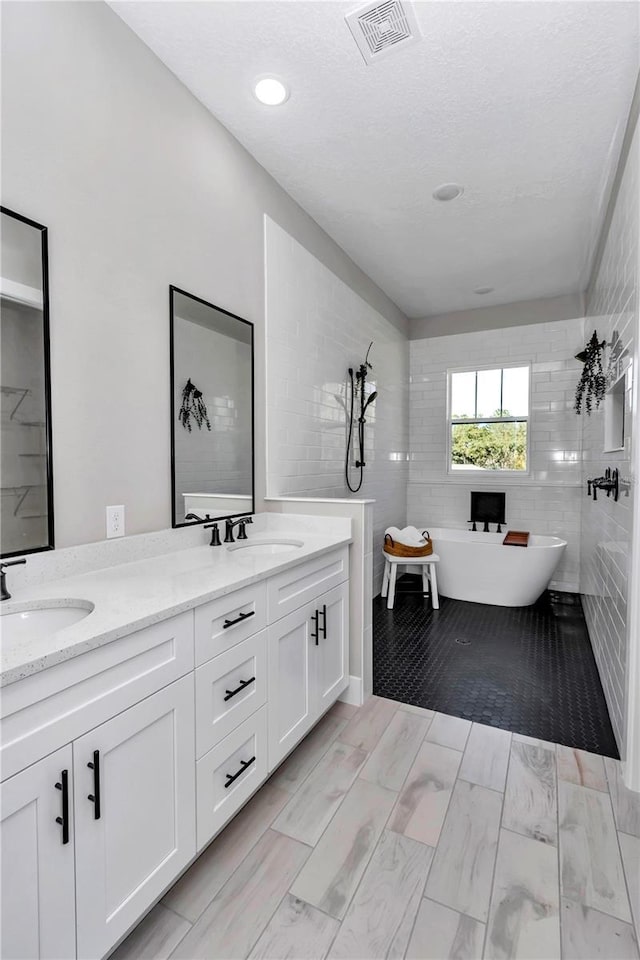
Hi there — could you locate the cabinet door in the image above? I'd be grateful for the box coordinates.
[1,745,76,960]
[74,675,195,960]
[315,582,350,712]
[267,603,315,771]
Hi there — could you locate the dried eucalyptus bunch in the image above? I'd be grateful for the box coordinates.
[575,331,606,415]
[179,378,211,432]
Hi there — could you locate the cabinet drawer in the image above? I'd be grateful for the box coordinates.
[195,631,267,758]
[194,582,267,666]
[196,705,268,851]
[1,611,194,782]
[267,546,349,622]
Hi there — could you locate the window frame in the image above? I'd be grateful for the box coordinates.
[446,361,532,477]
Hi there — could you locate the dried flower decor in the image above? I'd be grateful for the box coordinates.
[179,378,211,432]
[574,331,607,415]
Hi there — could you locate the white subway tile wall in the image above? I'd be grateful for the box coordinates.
[580,122,639,754]
[265,218,409,594]
[408,318,586,591]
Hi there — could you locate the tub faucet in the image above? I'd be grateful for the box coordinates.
[1,558,26,601]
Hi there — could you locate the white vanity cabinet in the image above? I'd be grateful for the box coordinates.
[267,581,349,768]
[0,612,196,960]
[1,745,76,960]
[194,546,350,848]
[266,552,349,770]
[0,542,350,960]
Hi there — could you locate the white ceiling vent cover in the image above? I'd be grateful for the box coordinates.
[345,0,422,64]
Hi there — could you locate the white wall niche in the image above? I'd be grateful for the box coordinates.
[603,362,632,453]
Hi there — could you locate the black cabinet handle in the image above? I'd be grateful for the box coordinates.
[224,676,256,702]
[223,610,255,630]
[319,604,327,640]
[311,610,319,645]
[87,750,101,820]
[224,756,256,788]
[55,769,70,844]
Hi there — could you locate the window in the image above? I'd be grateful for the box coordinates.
[448,365,530,472]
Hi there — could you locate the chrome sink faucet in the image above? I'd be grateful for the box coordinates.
[224,516,253,544]
[1,558,26,601]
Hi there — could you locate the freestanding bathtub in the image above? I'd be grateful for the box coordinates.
[423,527,566,607]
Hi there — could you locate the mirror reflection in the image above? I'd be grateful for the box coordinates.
[170,287,254,526]
[0,207,53,557]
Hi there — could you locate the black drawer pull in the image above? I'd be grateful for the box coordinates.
[87,750,101,820]
[55,769,70,844]
[311,609,319,646]
[224,676,256,702]
[224,756,256,788]
[223,610,255,630]
[319,604,327,640]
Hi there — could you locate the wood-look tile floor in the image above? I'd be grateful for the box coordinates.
[112,699,640,960]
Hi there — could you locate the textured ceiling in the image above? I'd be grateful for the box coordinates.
[110,1,639,318]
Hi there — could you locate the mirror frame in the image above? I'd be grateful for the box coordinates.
[0,206,55,558]
[169,285,255,529]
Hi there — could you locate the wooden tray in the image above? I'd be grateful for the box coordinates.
[503,530,530,547]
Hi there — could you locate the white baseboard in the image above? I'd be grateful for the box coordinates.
[339,675,363,707]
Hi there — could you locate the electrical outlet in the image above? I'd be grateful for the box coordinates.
[106,505,125,539]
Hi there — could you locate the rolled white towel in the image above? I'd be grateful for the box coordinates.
[385,525,428,547]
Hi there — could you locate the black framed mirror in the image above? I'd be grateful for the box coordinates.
[0,207,54,557]
[170,286,254,527]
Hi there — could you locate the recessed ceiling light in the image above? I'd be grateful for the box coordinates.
[432,182,464,202]
[474,286,494,295]
[253,77,289,106]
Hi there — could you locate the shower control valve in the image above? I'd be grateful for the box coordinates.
[587,468,619,502]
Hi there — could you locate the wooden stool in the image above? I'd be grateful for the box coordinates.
[381,552,440,610]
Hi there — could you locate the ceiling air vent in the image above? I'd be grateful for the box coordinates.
[345,0,422,64]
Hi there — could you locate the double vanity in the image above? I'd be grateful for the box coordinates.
[0,204,354,960]
[0,517,351,960]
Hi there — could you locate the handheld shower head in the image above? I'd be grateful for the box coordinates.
[360,390,377,421]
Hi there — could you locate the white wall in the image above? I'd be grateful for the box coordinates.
[265,218,409,594]
[1,1,407,549]
[410,293,584,340]
[580,120,639,756]
[409,318,585,591]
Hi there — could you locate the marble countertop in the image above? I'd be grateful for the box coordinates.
[0,529,351,687]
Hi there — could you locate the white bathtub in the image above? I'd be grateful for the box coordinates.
[423,527,566,607]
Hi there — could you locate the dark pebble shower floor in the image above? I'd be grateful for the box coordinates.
[373,576,619,758]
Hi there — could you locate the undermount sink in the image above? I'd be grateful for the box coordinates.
[228,538,304,557]
[1,599,95,645]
